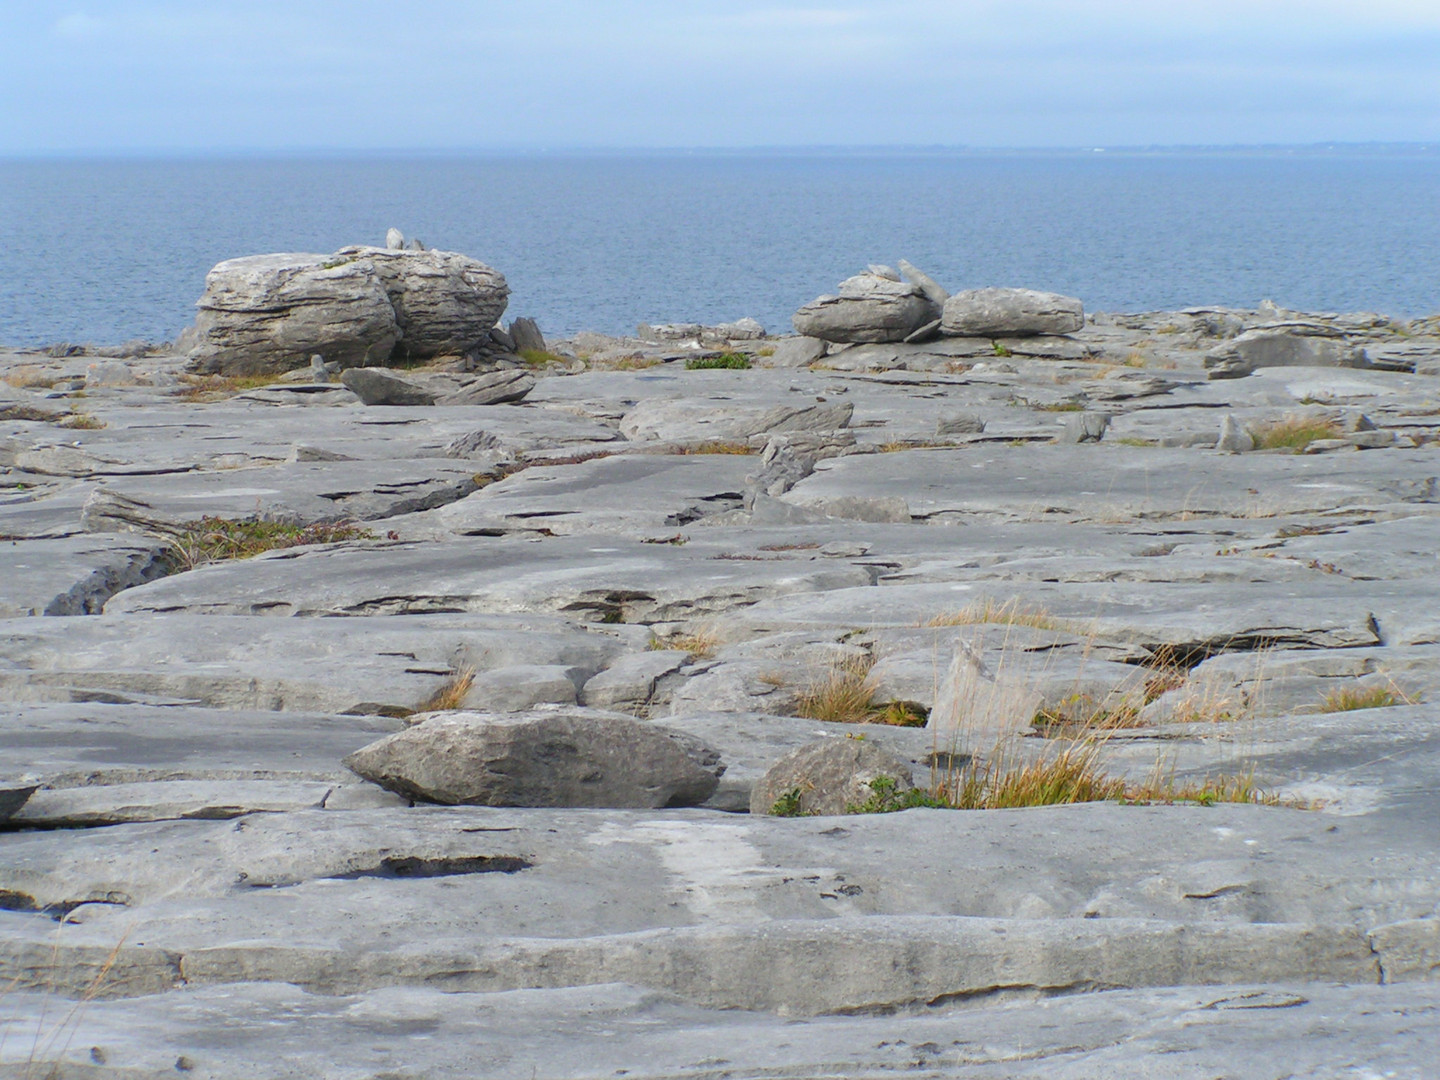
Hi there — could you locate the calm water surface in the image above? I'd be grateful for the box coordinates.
[1,152,1437,345]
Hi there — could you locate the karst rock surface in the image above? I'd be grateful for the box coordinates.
[4,284,1440,1076]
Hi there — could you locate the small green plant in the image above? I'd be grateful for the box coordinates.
[1036,401,1085,412]
[168,516,376,569]
[847,775,949,814]
[685,353,751,370]
[769,787,815,817]
[1116,437,1158,447]
[1251,416,1344,451]
[991,341,1013,358]
[519,348,566,367]
[1318,683,1418,712]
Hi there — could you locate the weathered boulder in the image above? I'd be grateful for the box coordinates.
[187,246,509,376]
[333,246,509,362]
[750,738,917,816]
[793,272,939,344]
[1204,326,1370,379]
[509,317,546,354]
[941,288,1085,337]
[1060,412,1110,444]
[188,253,401,376]
[435,369,535,406]
[343,710,724,808]
[1216,414,1255,453]
[760,336,827,368]
[340,368,437,407]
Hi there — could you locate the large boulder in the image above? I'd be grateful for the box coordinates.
[187,247,509,376]
[750,738,917,816]
[333,246,509,362]
[941,288,1084,337]
[343,710,724,808]
[793,271,938,344]
[1204,326,1370,380]
[188,253,401,376]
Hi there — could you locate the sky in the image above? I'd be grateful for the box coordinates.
[2,1,1438,153]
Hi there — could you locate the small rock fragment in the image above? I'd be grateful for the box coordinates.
[340,368,437,407]
[1216,415,1255,453]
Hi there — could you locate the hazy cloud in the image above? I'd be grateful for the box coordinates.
[4,1,1438,152]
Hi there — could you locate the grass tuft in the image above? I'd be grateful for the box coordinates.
[926,598,1073,633]
[1251,415,1344,451]
[793,657,927,726]
[419,666,476,712]
[685,353,751,370]
[656,627,718,660]
[676,440,753,455]
[795,656,878,724]
[519,348,567,367]
[1319,683,1418,712]
[54,413,105,430]
[168,516,376,570]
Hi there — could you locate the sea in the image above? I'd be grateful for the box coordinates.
[1,149,1438,347]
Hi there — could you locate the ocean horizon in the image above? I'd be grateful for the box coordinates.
[3,147,1438,347]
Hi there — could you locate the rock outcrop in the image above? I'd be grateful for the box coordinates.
[750,738,917,816]
[941,288,1085,337]
[344,711,724,808]
[793,270,939,343]
[187,245,509,376]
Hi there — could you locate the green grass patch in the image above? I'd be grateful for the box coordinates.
[170,517,376,570]
[685,353,751,370]
[1319,683,1418,712]
[1251,416,1344,451]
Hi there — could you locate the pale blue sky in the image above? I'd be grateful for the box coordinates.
[3,1,1438,153]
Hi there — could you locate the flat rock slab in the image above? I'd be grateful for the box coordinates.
[2,980,1437,1079]
[80,458,483,526]
[1,803,1432,1009]
[398,452,760,536]
[0,613,638,713]
[782,443,1440,523]
[106,533,875,623]
[0,701,405,787]
[0,534,169,615]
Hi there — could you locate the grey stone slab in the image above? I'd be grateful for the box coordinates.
[2,801,1432,1010]
[80,458,483,526]
[394,453,763,536]
[104,534,876,622]
[3,980,1438,1080]
[0,534,169,616]
[782,443,1440,524]
[0,613,637,713]
[0,701,406,787]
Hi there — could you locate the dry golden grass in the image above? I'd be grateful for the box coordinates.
[793,656,927,727]
[675,441,753,455]
[419,666,476,712]
[2,365,59,389]
[933,741,1283,810]
[795,655,877,724]
[927,598,1074,633]
[656,626,719,660]
[1319,682,1419,712]
[1251,415,1344,451]
[1031,693,1144,735]
[174,373,279,400]
[54,413,105,430]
